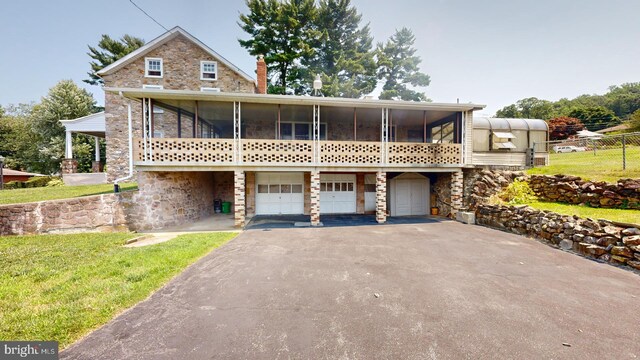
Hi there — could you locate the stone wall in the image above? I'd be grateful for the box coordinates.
[529,175,640,209]
[0,193,131,236]
[102,33,256,181]
[464,169,523,210]
[476,204,640,271]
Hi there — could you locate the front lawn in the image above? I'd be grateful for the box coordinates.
[0,183,137,205]
[0,232,236,349]
[526,200,640,225]
[527,147,640,182]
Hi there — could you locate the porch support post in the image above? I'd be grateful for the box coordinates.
[310,170,321,226]
[233,101,242,164]
[376,171,387,223]
[380,108,389,165]
[65,130,73,159]
[92,136,103,173]
[451,171,464,216]
[234,170,246,228]
[312,104,320,164]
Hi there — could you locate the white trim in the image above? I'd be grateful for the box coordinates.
[144,57,163,78]
[200,60,218,81]
[143,84,164,89]
[97,26,255,83]
[200,87,221,92]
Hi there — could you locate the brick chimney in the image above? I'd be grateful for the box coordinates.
[256,55,267,94]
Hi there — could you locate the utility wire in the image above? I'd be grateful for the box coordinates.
[129,0,169,31]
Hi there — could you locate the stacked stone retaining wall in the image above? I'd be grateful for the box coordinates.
[529,175,640,209]
[476,204,640,271]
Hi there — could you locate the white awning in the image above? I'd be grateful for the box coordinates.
[492,131,516,139]
[495,142,516,149]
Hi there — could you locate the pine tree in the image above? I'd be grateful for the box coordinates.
[377,28,431,101]
[85,34,145,86]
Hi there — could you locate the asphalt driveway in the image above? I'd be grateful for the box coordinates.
[62,221,640,359]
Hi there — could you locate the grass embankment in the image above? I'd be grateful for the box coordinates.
[527,147,640,182]
[526,200,640,225]
[0,183,137,205]
[0,232,236,348]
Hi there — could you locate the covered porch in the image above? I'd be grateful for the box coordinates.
[60,112,107,185]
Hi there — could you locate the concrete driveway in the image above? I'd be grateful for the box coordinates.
[62,221,640,359]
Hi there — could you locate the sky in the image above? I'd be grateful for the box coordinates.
[1,0,639,115]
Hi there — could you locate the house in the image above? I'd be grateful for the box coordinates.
[1,169,45,183]
[78,26,544,230]
[472,117,549,167]
[596,123,630,134]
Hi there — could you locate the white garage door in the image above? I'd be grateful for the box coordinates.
[320,174,356,214]
[392,178,429,216]
[256,173,304,215]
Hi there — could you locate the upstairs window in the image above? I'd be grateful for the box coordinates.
[201,61,217,80]
[145,58,163,78]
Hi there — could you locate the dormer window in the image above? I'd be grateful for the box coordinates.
[145,58,163,78]
[201,61,217,80]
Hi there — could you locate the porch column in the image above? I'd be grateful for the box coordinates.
[61,130,78,174]
[92,136,103,173]
[451,171,464,216]
[310,170,321,226]
[234,170,246,228]
[376,171,387,223]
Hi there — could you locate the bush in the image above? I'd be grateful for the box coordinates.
[4,181,23,190]
[496,179,537,205]
[46,178,64,187]
[24,176,53,188]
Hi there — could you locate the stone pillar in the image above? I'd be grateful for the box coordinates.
[451,171,464,217]
[310,170,320,226]
[91,161,104,173]
[234,170,246,228]
[356,173,365,214]
[245,172,256,217]
[61,159,78,174]
[376,171,387,223]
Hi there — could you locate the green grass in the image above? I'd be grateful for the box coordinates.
[527,200,640,225]
[0,183,137,205]
[527,147,640,182]
[0,231,236,348]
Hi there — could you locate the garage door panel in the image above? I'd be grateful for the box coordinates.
[255,172,304,215]
[320,174,356,214]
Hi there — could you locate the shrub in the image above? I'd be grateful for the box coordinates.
[46,178,64,187]
[497,179,537,205]
[24,176,52,188]
[4,181,23,190]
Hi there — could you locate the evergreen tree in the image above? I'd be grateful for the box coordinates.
[377,28,430,101]
[306,0,376,98]
[238,0,319,94]
[85,34,145,86]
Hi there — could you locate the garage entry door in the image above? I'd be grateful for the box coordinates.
[390,175,429,216]
[320,174,356,214]
[256,173,304,215]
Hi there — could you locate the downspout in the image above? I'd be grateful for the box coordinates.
[114,92,134,193]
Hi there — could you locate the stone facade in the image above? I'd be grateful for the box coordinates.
[310,171,320,226]
[476,204,640,271]
[245,172,256,217]
[234,171,246,228]
[102,33,256,181]
[376,171,387,223]
[529,175,640,209]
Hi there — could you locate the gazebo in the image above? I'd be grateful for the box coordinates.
[59,111,107,184]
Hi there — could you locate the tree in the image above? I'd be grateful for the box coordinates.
[85,34,145,85]
[377,28,430,101]
[495,97,555,120]
[30,80,98,174]
[238,0,319,94]
[629,109,640,132]
[305,0,376,98]
[0,104,40,171]
[567,105,619,131]
[547,117,584,140]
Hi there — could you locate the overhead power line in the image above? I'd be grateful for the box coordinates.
[129,0,169,32]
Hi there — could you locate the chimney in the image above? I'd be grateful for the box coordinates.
[256,55,267,94]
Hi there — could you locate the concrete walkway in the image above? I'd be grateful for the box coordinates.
[127,214,239,247]
[63,222,640,359]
